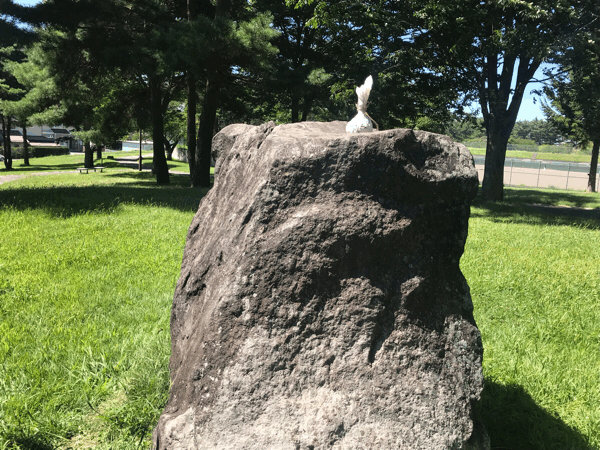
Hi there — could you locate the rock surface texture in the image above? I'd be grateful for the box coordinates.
[153,121,489,450]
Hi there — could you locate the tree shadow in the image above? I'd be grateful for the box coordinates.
[0,176,209,216]
[2,435,55,450]
[472,188,600,229]
[501,188,599,209]
[103,169,191,185]
[0,159,124,173]
[478,380,593,450]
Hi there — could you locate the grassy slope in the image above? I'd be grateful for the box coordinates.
[1,164,599,449]
[469,148,594,163]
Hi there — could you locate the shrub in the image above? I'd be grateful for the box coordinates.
[508,137,536,146]
[537,144,574,154]
[463,140,486,148]
[6,146,71,158]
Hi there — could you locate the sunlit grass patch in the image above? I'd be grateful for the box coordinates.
[462,192,600,449]
[1,170,599,449]
[0,174,201,449]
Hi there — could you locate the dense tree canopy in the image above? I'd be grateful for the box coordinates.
[2,0,598,196]
[541,2,600,191]
[404,0,590,200]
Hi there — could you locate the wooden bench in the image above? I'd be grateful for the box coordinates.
[78,166,105,174]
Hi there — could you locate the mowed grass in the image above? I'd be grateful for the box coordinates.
[0,151,191,174]
[469,147,594,163]
[1,162,599,449]
[462,188,600,449]
[0,170,205,449]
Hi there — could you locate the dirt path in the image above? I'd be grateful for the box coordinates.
[0,171,77,185]
[0,174,25,185]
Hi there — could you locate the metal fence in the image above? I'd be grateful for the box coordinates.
[466,141,540,151]
[473,155,599,192]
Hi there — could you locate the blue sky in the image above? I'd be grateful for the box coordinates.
[12,0,546,121]
[518,95,543,121]
[515,64,548,121]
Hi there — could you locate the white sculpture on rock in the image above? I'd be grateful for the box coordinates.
[346,75,378,133]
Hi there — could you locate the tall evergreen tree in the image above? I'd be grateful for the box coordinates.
[189,0,277,187]
[0,0,33,170]
[20,0,187,182]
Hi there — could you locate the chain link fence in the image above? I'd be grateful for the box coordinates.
[473,155,599,192]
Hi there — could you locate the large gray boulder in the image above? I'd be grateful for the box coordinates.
[153,121,488,450]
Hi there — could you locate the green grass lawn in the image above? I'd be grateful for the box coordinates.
[463,190,600,449]
[0,152,193,175]
[0,171,206,449]
[1,163,599,449]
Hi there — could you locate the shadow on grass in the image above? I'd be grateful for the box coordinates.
[479,380,593,450]
[472,188,600,229]
[2,436,55,450]
[0,173,208,216]
[103,169,192,184]
[0,159,125,173]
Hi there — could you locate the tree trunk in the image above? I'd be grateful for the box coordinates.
[96,145,102,159]
[84,141,94,168]
[480,119,512,201]
[479,53,538,202]
[1,116,12,170]
[186,0,198,183]
[138,130,143,171]
[301,97,313,122]
[22,125,30,166]
[3,116,13,170]
[150,76,170,184]
[587,139,599,193]
[193,76,219,188]
[165,137,177,161]
[291,94,300,123]
[187,74,197,180]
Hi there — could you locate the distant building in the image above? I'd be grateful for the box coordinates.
[9,124,82,151]
[27,135,62,147]
[42,128,72,141]
[1,129,65,149]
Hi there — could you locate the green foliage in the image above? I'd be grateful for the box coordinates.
[8,146,70,158]
[1,43,57,128]
[541,3,600,146]
[446,118,486,143]
[511,118,565,146]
